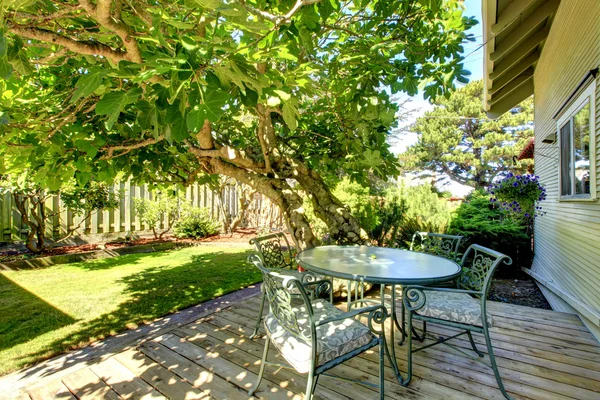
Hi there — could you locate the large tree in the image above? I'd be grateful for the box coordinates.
[401,80,534,189]
[0,0,475,248]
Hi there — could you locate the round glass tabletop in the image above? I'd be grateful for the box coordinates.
[297,245,462,285]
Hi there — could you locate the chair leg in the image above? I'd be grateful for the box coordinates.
[483,325,512,400]
[467,331,484,357]
[248,336,270,396]
[379,336,385,399]
[305,369,316,400]
[403,311,414,386]
[250,292,266,340]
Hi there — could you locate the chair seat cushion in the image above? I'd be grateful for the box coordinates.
[415,291,493,327]
[264,300,375,373]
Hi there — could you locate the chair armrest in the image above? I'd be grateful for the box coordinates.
[402,285,484,312]
[316,305,389,335]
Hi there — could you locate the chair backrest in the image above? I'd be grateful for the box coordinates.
[248,254,313,341]
[458,244,512,296]
[249,232,294,270]
[410,232,464,261]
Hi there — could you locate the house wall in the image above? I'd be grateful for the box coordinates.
[532,0,600,336]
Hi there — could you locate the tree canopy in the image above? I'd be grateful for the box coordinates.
[400,80,534,189]
[0,0,476,247]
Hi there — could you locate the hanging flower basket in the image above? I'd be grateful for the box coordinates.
[487,173,547,219]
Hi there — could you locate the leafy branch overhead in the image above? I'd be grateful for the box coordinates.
[0,0,476,247]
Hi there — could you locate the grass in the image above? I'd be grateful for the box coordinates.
[0,245,260,376]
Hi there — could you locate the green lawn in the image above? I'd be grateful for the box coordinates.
[0,245,259,376]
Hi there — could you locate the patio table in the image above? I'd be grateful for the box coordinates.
[296,245,461,386]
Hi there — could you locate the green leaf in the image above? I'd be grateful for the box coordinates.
[273,90,291,101]
[203,89,229,122]
[0,58,13,80]
[71,69,106,103]
[96,89,142,129]
[171,119,189,142]
[0,30,7,58]
[282,103,298,131]
[186,106,207,132]
[267,96,281,107]
[180,36,198,51]
[9,51,33,76]
[186,0,221,9]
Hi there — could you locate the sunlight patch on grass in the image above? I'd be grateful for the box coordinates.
[0,246,260,375]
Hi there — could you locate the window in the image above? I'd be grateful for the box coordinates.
[557,80,596,200]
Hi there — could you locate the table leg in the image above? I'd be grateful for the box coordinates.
[381,284,407,385]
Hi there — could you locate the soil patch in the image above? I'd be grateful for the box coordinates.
[490,276,551,309]
[0,228,258,262]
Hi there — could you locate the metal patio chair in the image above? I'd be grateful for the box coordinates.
[249,232,325,339]
[403,244,513,399]
[410,232,464,262]
[247,255,387,400]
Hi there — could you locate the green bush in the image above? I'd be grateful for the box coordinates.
[174,206,220,239]
[133,194,180,239]
[369,188,406,246]
[448,190,530,276]
[394,183,456,248]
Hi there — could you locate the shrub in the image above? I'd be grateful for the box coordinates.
[448,190,530,276]
[174,206,220,239]
[369,189,407,246]
[394,183,456,248]
[133,194,180,239]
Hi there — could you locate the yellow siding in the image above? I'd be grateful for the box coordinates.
[532,0,600,323]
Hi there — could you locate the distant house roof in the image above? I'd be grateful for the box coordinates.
[518,137,535,160]
[482,0,561,118]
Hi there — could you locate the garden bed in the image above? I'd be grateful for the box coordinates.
[490,276,551,310]
[0,228,258,263]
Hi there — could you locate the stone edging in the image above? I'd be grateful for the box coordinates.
[0,284,262,400]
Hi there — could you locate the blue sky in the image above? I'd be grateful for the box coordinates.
[390,0,484,196]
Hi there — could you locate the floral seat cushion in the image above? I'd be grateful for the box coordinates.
[415,290,493,327]
[264,300,375,373]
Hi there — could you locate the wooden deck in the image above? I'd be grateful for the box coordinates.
[11,293,600,400]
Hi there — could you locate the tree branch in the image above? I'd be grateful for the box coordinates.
[8,25,128,63]
[100,136,165,159]
[79,0,143,63]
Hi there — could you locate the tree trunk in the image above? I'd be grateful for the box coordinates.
[289,163,367,244]
[13,192,46,254]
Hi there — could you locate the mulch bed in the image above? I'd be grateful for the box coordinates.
[490,276,551,310]
[0,228,258,263]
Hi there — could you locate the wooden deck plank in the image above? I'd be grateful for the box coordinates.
[28,379,76,400]
[176,323,444,400]
[154,333,302,400]
[61,368,121,400]
[190,314,481,400]
[115,349,210,400]
[90,357,165,400]
[137,341,251,400]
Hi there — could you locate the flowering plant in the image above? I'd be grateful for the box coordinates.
[487,173,547,218]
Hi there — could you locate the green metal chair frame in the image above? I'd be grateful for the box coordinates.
[248,255,388,400]
[402,244,513,399]
[249,232,309,339]
[409,232,464,262]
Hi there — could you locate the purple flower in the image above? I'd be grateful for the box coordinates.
[507,172,514,178]
[513,182,519,187]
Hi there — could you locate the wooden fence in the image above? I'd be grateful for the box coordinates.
[0,181,283,243]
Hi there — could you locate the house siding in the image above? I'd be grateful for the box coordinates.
[532,0,600,333]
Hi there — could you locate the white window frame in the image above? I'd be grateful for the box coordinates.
[556,79,597,201]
